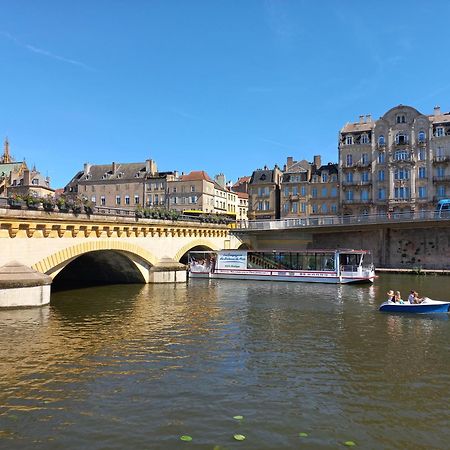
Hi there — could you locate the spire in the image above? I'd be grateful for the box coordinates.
[2,137,12,163]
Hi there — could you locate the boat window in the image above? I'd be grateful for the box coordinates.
[339,253,362,271]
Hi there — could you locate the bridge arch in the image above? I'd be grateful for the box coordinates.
[174,239,221,264]
[32,240,159,284]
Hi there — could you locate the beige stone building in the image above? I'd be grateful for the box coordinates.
[280,155,338,219]
[339,105,450,216]
[65,159,177,209]
[247,165,283,220]
[236,191,249,221]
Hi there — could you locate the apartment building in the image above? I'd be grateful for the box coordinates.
[280,155,338,218]
[339,105,450,216]
[65,159,177,209]
[247,165,283,220]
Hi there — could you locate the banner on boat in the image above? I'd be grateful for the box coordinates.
[217,251,248,270]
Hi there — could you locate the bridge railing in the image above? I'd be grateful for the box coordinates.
[236,210,449,230]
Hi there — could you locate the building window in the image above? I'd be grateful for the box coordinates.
[301,203,306,213]
[394,187,409,199]
[378,170,385,182]
[418,148,426,161]
[322,203,328,213]
[173,197,178,204]
[346,172,353,183]
[378,152,385,164]
[154,194,159,204]
[362,153,369,165]
[125,195,130,205]
[190,185,195,192]
[361,134,369,144]
[301,186,307,196]
[436,166,445,177]
[134,195,139,204]
[418,167,426,179]
[31,178,39,185]
[283,203,289,213]
[418,186,427,198]
[361,171,369,182]
[435,127,444,137]
[346,154,353,167]
[331,187,337,197]
[331,204,337,213]
[378,135,385,145]
[395,150,409,160]
[394,168,410,180]
[437,186,446,197]
[264,200,270,210]
[346,190,354,201]
[418,131,426,142]
[321,187,327,197]
[395,132,408,145]
[396,114,406,124]
[312,188,317,198]
[101,196,106,206]
[91,196,96,203]
[312,204,318,213]
[292,186,298,196]
[322,173,328,182]
[284,186,289,197]
[378,188,386,200]
[291,203,298,213]
[116,196,121,205]
[173,187,177,193]
[190,196,197,204]
[361,189,369,201]
[345,135,353,145]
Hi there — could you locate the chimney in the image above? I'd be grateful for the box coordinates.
[366,114,372,122]
[434,105,441,116]
[359,115,365,124]
[215,173,226,188]
[313,155,321,168]
[23,169,31,186]
[286,156,294,169]
[145,159,158,174]
[112,162,117,173]
[83,162,91,175]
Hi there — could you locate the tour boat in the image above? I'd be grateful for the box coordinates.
[379,299,450,313]
[188,249,375,284]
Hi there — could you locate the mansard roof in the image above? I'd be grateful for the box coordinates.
[250,169,275,184]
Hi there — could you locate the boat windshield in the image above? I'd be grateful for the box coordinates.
[339,252,372,272]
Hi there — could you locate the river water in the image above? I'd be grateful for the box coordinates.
[0,274,449,449]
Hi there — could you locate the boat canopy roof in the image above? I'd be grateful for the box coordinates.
[188,249,371,254]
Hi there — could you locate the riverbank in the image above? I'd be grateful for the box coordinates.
[376,267,450,276]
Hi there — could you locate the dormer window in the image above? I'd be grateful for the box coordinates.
[345,135,353,145]
[396,114,406,124]
[435,127,444,137]
[361,133,369,144]
[134,172,140,178]
[418,131,426,142]
[260,174,266,181]
[378,135,385,145]
[117,172,123,179]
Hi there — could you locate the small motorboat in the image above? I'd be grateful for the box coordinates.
[379,298,450,314]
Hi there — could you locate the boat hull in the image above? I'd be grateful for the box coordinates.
[379,300,450,313]
[189,270,374,284]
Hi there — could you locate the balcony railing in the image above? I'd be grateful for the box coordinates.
[234,210,449,231]
[433,175,450,182]
[433,156,449,163]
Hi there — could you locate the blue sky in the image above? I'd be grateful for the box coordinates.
[1,1,450,188]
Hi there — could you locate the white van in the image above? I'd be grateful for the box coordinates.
[435,199,450,218]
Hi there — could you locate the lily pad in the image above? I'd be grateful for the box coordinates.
[180,435,193,442]
[299,432,309,437]
[233,415,244,420]
[343,441,356,447]
[233,434,246,441]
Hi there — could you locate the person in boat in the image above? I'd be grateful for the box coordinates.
[408,290,416,304]
[395,291,404,304]
[413,291,424,304]
[387,290,395,302]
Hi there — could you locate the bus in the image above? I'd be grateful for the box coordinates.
[435,199,450,218]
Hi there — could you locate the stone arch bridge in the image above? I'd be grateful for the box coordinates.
[0,208,242,285]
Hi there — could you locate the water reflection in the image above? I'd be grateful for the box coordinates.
[0,275,449,449]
